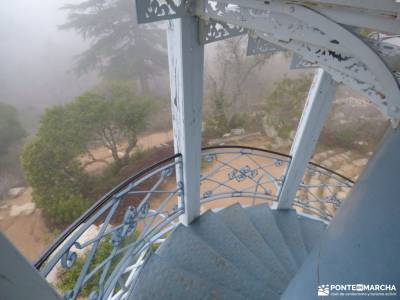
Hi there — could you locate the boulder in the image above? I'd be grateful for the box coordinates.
[7,187,25,198]
[9,202,36,217]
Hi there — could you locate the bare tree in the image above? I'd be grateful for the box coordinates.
[206,36,271,118]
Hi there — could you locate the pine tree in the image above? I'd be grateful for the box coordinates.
[60,0,167,92]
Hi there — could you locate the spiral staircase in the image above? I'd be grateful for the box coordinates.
[132,204,325,300]
[1,1,400,299]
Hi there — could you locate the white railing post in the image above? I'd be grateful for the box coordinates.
[167,15,204,225]
[277,69,337,209]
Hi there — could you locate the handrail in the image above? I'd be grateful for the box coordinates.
[34,146,354,299]
[200,146,354,221]
[34,153,181,270]
[202,145,354,184]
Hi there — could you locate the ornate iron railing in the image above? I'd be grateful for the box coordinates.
[200,146,354,221]
[35,154,183,300]
[35,146,353,299]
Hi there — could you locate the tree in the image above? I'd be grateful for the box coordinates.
[70,81,152,167]
[0,102,25,156]
[21,82,153,226]
[60,0,167,92]
[204,36,271,137]
[264,75,312,139]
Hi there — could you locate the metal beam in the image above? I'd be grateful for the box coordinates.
[278,69,337,210]
[199,19,247,44]
[194,0,400,121]
[167,15,204,225]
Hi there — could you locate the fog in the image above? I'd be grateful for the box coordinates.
[0,0,97,129]
[0,1,299,132]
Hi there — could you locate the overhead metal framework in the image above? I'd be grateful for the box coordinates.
[134,0,400,216]
[136,0,400,121]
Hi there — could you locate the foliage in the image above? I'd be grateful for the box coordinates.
[204,110,265,139]
[21,82,153,226]
[60,0,167,90]
[0,102,25,156]
[56,230,160,297]
[70,81,153,167]
[264,75,312,139]
[206,36,270,118]
[321,117,387,152]
[56,236,119,296]
[21,106,90,226]
[203,97,230,138]
[204,37,272,138]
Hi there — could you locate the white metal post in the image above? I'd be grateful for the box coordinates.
[277,69,337,209]
[167,15,204,225]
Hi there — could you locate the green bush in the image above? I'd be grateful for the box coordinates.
[21,82,153,227]
[57,232,144,297]
[264,75,312,139]
[57,237,116,296]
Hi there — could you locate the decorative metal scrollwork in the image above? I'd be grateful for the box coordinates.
[36,155,184,300]
[290,53,317,70]
[135,0,185,24]
[200,147,353,221]
[61,248,77,269]
[247,34,286,56]
[228,166,258,182]
[199,19,247,44]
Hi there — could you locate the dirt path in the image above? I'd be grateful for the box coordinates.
[0,188,53,262]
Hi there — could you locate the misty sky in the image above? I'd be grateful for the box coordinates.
[0,0,97,127]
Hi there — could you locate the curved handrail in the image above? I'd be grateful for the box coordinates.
[202,145,354,184]
[35,146,354,268]
[200,146,354,221]
[34,153,181,270]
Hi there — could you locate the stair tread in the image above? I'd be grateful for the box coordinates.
[245,204,298,275]
[298,216,327,252]
[217,203,289,288]
[158,223,277,300]
[132,254,246,300]
[190,210,279,292]
[271,209,308,267]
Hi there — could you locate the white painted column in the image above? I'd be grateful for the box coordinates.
[277,69,337,209]
[167,15,204,225]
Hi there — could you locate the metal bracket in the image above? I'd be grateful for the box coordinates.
[199,19,247,44]
[290,54,317,70]
[134,0,186,24]
[247,34,286,56]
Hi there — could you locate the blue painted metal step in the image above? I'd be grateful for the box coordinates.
[132,203,326,299]
[245,204,298,275]
[298,216,327,252]
[157,223,275,300]
[132,254,246,300]
[217,204,290,288]
[189,210,279,293]
[271,209,308,266]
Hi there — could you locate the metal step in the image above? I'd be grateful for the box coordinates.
[190,210,279,294]
[217,204,290,289]
[245,204,298,275]
[131,254,246,300]
[271,209,308,267]
[157,224,274,300]
[298,216,327,253]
